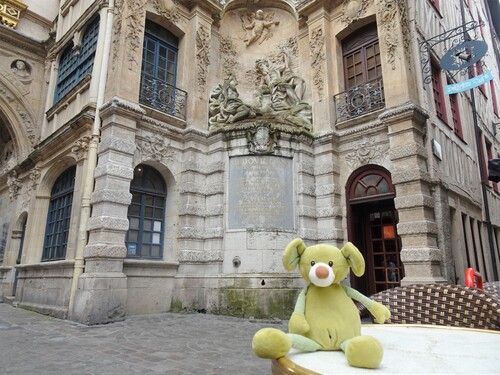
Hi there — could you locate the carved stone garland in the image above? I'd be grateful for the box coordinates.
[309,28,326,100]
[340,0,369,26]
[345,137,385,169]
[220,37,240,80]
[196,25,210,94]
[376,0,399,70]
[153,0,180,23]
[135,133,176,165]
[112,0,146,71]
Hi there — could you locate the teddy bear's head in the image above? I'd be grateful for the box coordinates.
[282,238,365,287]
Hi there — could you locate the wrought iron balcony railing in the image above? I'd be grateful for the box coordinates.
[333,77,385,123]
[139,76,187,121]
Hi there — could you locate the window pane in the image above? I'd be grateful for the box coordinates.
[126,165,167,259]
[54,17,99,103]
[43,166,76,260]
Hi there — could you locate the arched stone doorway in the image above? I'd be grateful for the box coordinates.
[346,165,404,296]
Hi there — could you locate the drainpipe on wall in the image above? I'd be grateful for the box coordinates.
[68,0,115,317]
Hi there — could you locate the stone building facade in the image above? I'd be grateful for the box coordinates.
[0,0,499,324]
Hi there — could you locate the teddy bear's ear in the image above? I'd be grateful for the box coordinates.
[341,242,365,277]
[282,238,307,271]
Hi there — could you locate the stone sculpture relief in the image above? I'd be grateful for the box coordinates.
[11,59,30,79]
[209,74,256,125]
[240,9,279,46]
[340,0,369,26]
[112,0,146,71]
[345,137,385,169]
[309,28,326,100]
[71,135,92,160]
[7,170,21,201]
[196,26,210,93]
[247,125,278,154]
[136,134,176,165]
[376,0,410,70]
[255,52,305,111]
[153,0,180,22]
[209,51,312,131]
[220,37,241,79]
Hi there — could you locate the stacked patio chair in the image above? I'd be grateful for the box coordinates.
[361,283,500,331]
[483,281,500,301]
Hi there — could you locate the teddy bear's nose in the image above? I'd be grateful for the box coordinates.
[315,265,330,279]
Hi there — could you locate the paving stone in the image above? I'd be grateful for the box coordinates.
[0,304,285,375]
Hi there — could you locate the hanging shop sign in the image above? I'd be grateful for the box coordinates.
[444,70,493,94]
[440,40,488,71]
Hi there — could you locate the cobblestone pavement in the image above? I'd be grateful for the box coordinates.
[0,303,286,375]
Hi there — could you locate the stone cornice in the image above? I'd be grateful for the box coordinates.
[0,22,47,56]
[379,101,429,125]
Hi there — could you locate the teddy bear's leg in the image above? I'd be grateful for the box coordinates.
[252,328,292,359]
[289,333,322,352]
[340,335,384,369]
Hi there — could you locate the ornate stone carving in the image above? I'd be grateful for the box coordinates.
[209,74,256,126]
[376,0,399,70]
[136,133,176,165]
[246,125,278,154]
[210,38,311,131]
[340,0,369,26]
[112,0,145,71]
[11,59,31,79]
[178,227,224,239]
[309,28,325,100]
[7,170,20,201]
[240,9,279,46]
[71,135,92,160]
[19,167,40,211]
[345,137,384,168]
[178,250,224,263]
[15,103,36,145]
[196,25,210,93]
[153,0,180,23]
[219,37,241,79]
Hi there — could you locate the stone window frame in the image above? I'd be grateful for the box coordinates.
[42,166,76,261]
[125,164,167,260]
[53,16,100,104]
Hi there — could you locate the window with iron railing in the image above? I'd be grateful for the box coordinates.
[334,78,385,123]
[335,24,384,123]
[139,21,187,120]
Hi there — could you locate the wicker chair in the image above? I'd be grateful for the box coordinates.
[361,284,500,331]
[484,281,500,300]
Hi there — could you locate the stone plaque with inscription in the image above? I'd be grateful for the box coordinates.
[229,155,294,230]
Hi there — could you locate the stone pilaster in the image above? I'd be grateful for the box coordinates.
[381,102,446,284]
[71,98,144,324]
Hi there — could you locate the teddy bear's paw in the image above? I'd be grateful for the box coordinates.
[288,312,310,334]
[343,335,384,369]
[370,302,391,324]
[252,328,291,359]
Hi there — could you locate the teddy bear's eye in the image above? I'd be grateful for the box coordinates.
[328,261,333,267]
[311,261,315,266]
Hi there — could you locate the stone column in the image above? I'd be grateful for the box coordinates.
[375,0,418,107]
[381,103,446,284]
[71,98,144,324]
[183,5,213,129]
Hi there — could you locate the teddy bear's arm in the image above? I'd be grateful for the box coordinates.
[342,285,391,324]
[288,287,310,334]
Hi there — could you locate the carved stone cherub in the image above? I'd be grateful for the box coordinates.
[241,10,279,46]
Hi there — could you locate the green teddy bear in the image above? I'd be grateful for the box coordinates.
[252,238,391,369]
